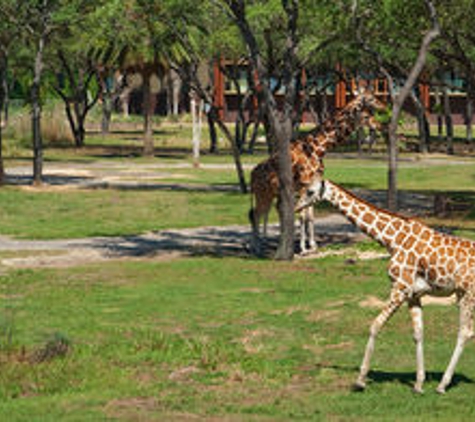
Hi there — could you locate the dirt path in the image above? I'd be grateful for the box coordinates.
[0,214,368,268]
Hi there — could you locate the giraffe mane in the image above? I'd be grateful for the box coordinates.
[330,181,412,223]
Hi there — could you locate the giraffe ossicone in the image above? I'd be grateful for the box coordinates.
[300,176,475,393]
[249,90,387,256]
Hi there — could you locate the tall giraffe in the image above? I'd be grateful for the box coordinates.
[249,90,386,255]
[298,177,475,394]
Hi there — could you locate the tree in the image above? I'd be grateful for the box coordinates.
[162,0,249,193]
[53,50,101,148]
[213,0,346,260]
[353,0,440,210]
[0,0,51,184]
[0,17,15,185]
[209,1,299,259]
[0,0,94,184]
[434,0,475,143]
[90,0,182,156]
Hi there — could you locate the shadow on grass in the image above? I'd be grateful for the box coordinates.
[4,173,240,193]
[314,363,474,392]
[367,369,474,391]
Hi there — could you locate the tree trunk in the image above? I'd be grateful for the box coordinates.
[272,116,295,261]
[142,70,155,156]
[120,87,132,117]
[387,2,439,210]
[2,55,8,129]
[235,116,244,153]
[101,76,113,136]
[410,90,430,153]
[443,86,454,155]
[434,87,443,142]
[32,36,45,186]
[387,119,398,211]
[357,123,365,157]
[261,112,275,154]
[247,113,261,154]
[214,113,247,194]
[466,94,473,142]
[101,94,112,136]
[0,53,5,185]
[207,111,218,153]
[76,113,86,148]
[322,91,329,123]
[73,70,86,148]
[170,68,181,115]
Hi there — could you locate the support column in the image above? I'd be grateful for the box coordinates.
[335,63,347,109]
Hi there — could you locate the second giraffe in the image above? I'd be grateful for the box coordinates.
[298,176,475,394]
[249,90,386,255]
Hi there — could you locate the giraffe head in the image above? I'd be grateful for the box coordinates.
[347,88,388,132]
[295,172,327,212]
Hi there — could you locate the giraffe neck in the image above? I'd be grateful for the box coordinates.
[323,181,412,251]
[302,118,356,165]
[316,102,364,151]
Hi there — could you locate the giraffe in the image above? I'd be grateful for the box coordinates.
[249,90,386,255]
[297,177,475,394]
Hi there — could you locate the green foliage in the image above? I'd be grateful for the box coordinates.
[374,107,392,125]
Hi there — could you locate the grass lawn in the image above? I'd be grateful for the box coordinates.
[1,254,475,420]
[2,121,475,419]
[0,186,249,239]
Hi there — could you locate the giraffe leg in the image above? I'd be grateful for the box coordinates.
[436,290,475,394]
[408,298,425,393]
[248,207,262,255]
[307,206,316,251]
[354,284,407,390]
[299,210,307,253]
[299,207,316,255]
[262,210,269,238]
[249,194,272,256]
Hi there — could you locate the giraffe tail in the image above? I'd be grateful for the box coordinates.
[249,188,256,227]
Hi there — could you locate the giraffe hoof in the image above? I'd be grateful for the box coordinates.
[413,386,424,395]
[436,385,446,395]
[352,381,366,392]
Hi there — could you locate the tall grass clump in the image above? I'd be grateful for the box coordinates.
[4,101,74,153]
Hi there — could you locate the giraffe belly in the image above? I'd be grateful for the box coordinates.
[423,276,456,297]
[412,273,456,298]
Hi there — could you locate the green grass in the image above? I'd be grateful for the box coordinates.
[0,187,250,239]
[1,255,474,420]
[326,156,475,192]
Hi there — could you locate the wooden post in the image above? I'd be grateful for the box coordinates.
[335,63,347,109]
[419,81,430,112]
[191,94,202,168]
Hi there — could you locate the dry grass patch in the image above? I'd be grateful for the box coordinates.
[306,309,341,323]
